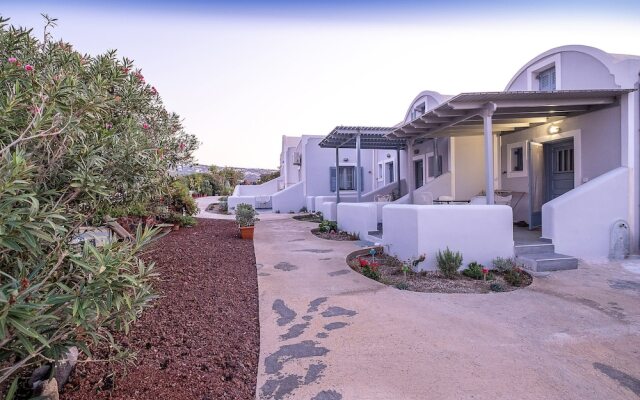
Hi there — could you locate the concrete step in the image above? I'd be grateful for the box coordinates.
[517,252,579,272]
[514,243,555,256]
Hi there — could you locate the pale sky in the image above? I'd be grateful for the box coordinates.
[4,1,640,168]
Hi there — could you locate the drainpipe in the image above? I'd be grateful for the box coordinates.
[481,102,498,205]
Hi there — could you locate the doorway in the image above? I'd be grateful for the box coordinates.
[527,137,575,229]
[545,138,575,201]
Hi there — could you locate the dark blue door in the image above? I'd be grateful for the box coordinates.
[546,139,574,200]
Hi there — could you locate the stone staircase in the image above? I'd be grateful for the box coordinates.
[515,238,578,272]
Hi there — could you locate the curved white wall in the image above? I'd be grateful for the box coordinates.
[337,203,378,239]
[542,167,629,259]
[272,181,305,213]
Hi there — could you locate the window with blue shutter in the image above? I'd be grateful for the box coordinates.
[330,167,336,192]
[538,67,556,91]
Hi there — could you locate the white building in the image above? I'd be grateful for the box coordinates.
[334,45,640,271]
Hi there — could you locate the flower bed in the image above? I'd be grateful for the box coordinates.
[292,213,323,223]
[311,228,358,241]
[346,250,532,294]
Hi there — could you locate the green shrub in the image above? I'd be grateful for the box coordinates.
[319,220,337,233]
[462,262,484,280]
[504,268,525,286]
[395,282,409,290]
[170,180,198,216]
[492,256,516,273]
[436,247,463,278]
[299,206,308,213]
[361,265,381,281]
[0,15,198,385]
[490,283,506,292]
[218,199,228,213]
[236,203,259,227]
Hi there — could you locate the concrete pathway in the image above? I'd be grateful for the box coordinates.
[254,217,640,400]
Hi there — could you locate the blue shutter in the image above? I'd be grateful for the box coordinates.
[330,167,336,192]
[359,167,364,191]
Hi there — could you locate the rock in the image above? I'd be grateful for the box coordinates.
[41,377,60,400]
[54,346,79,390]
[29,364,51,389]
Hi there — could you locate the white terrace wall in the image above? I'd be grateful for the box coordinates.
[337,203,378,239]
[542,167,629,259]
[272,181,305,213]
[234,177,279,196]
[383,205,514,269]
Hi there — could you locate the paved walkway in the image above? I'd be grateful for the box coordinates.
[254,217,640,400]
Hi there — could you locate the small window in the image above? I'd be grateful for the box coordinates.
[377,163,383,180]
[339,166,356,190]
[537,67,556,91]
[506,142,527,178]
[411,102,426,120]
[386,162,395,183]
[512,147,524,172]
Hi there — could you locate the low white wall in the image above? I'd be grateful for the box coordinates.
[319,201,337,221]
[542,167,629,258]
[337,203,378,239]
[234,177,279,196]
[314,195,357,213]
[228,196,257,211]
[306,196,316,212]
[272,181,304,213]
[383,205,514,270]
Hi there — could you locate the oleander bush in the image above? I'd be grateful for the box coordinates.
[0,15,197,386]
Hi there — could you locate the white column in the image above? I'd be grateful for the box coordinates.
[407,139,415,204]
[356,133,362,203]
[482,103,497,205]
[335,147,340,204]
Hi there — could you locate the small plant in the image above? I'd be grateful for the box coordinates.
[346,232,360,240]
[357,258,381,281]
[275,209,281,214]
[492,256,516,273]
[395,282,409,290]
[436,247,463,278]
[504,268,525,286]
[299,206,308,213]
[236,203,259,227]
[490,283,506,292]
[462,262,484,280]
[401,263,411,281]
[218,199,228,213]
[319,220,337,233]
[177,215,197,227]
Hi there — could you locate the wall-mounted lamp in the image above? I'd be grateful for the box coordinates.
[343,157,349,162]
[548,125,561,135]
[386,153,391,158]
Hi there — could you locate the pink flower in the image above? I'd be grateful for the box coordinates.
[24,64,34,72]
[179,142,186,151]
[105,123,113,129]
[8,57,17,64]
[150,86,157,95]
[143,123,150,129]
[482,268,489,274]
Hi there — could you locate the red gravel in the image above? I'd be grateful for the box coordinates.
[63,219,260,400]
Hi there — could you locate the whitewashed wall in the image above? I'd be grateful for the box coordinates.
[337,203,378,239]
[227,196,257,211]
[383,205,514,269]
[272,181,305,213]
[542,167,629,259]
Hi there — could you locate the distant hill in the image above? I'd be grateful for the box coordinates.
[172,164,277,184]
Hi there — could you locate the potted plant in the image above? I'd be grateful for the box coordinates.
[236,203,259,239]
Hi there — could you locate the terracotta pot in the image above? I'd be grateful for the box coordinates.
[240,226,254,240]
[172,224,180,231]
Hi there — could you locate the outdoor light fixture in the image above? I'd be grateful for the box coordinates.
[386,153,391,158]
[548,125,561,134]
[343,157,349,162]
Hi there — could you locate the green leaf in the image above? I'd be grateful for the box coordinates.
[4,377,18,400]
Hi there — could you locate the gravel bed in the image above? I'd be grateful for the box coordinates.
[63,219,259,400]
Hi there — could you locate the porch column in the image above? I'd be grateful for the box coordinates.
[481,102,497,205]
[335,147,340,204]
[356,133,362,202]
[396,148,402,197]
[407,139,415,204]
